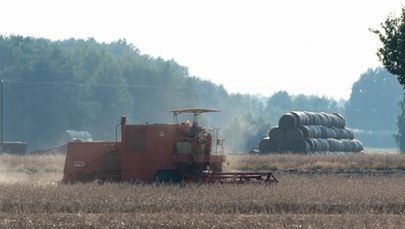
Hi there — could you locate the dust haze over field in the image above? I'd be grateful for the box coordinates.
[0,159,33,183]
[0,154,63,183]
[224,118,259,154]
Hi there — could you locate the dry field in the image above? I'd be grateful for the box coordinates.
[0,153,404,228]
[225,153,405,172]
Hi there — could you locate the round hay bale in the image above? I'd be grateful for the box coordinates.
[258,137,274,154]
[286,128,304,142]
[312,113,322,125]
[305,112,317,125]
[299,125,323,138]
[292,111,311,126]
[332,127,343,139]
[278,113,297,129]
[311,138,322,152]
[319,126,328,138]
[329,127,337,138]
[328,138,344,152]
[320,112,332,126]
[306,138,316,152]
[342,139,352,151]
[318,138,330,152]
[329,114,341,128]
[341,128,354,139]
[269,127,286,143]
[332,113,346,128]
[328,127,337,138]
[291,139,311,153]
[318,113,329,126]
[351,139,364,152]
[276,139,290,152]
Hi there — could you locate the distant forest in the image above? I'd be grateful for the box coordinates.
[0,36,402,152]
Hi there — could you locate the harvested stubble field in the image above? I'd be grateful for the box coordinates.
[0,153,404,228]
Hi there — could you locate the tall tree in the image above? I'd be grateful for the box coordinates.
[371,9,405,85]
[371,8,405,152]
[345,68,402,131]
[345,68,402,148]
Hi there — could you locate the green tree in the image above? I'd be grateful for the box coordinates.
[345,68,402,148]
[292,94,339,113]
[371,9,405,152]
[345,68,402,131]
[267,91,292,110]
[371,9,405,85]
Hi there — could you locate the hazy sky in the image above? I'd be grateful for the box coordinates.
[1,0,405,100]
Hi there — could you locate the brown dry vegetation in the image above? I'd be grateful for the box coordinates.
[0,153,404,228]
[225,153,405,172]
[0,154,63,183]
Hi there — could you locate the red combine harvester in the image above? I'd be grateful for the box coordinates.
[62,108,277,184]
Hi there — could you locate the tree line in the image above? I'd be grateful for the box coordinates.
[0,35,402,152]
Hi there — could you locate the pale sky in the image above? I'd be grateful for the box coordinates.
[1,0,405,100]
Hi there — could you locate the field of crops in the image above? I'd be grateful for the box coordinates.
[0,153,404,228]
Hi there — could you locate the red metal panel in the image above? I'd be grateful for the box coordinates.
[120,124,177,182]
[62,142,120,183]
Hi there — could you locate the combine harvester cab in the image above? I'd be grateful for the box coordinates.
[63,108,277,184]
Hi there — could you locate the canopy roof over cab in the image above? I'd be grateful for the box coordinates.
[171,108,220,123]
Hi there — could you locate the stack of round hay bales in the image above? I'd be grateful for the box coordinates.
[258,111,364,154]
